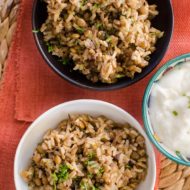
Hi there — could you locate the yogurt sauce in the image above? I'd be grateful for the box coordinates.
[149,62,190,157]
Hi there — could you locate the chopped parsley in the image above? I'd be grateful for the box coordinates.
[87,172,94,179]
[80,180,99,190]
[92,185,99,190]
[145,56,150,61]
[46,42,53,53]
[95,23,103,30]
[93,3,101,9]
[98,167,104,174]
[87,152,96,160]
[172,110,178,116]
[59,58,69,65]
[81,0,88,6]
[182,93,190,109]
[32,29,40,33]
[51,164,70,190]
[116,74,125,78]
[106,36,112,43]
[75,26,84,34]
[125,164,132,169]
[80,180,89,190]
[51,173,58,190]
[57,164,69,181]
[85,160,98,168]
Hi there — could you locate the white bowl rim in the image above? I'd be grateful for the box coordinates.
[14,99,156,189]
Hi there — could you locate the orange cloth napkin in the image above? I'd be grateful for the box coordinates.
[0,0,190,189]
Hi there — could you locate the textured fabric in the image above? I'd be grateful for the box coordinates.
[0,0,190,189]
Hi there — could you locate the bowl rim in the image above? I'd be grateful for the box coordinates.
[31,0,174,91]
[142,53,190,166]
[14,99,156,189]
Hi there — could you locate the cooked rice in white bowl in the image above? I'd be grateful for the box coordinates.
[14,100,156,190]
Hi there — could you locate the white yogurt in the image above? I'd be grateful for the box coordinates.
[149,62,190,157]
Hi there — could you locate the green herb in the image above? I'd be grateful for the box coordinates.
[172,110,178,116]
[87,172,94,179]
[85,160,95,166]
[51,173,58,190]
[187,96,190,109]
[85,160,99,170]
[93,3,100,9]
[59,58,69,65]
[75,26,84,34]
[46,42,53,53]
[81,0,88,6]
[32,29,40,33]
[145,56,150,61]
[95,23,103,30]
[80,180,89,190]
[116,74,125,79]
[48,46,53,53]
[98,167,104,174]
[57,164,69,181]
[87,152,96,160]
[106,36,112,43]
[181,94,190,108]
[84,152,96,166]
[125,164,132,169]
[80,181,99,190]
[62,59,68,65]
[92,185,99,190]
[51,164,70,189]
[101,137,107,141]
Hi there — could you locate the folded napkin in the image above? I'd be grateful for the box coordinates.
[1,0,190,189]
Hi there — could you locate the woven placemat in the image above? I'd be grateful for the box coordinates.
[0,0,19,80]
[0,1,190,190]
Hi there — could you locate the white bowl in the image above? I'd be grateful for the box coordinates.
[14,99,156,190]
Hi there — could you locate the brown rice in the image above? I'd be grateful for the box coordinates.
[40,0,163,83]
[21,114,148,190]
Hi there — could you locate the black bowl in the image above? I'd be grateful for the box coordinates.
[32,0,173,91]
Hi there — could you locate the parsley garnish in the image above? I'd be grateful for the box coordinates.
[106,36,112,43]
[62,59,68,65]
[87,152,96,160]
[87,172,94,178]
[81,0,88,6]
[57,164,69,181]
[116,74,125,78]
[80,180,99,190]
[59,58,69,65]
[93,3,100,9]
[51,164,70,190]
[32,29,40,33]
[98,167,104,174]
[51,173,58,190]
[172,110,178,116]
[46,42,53,53]
[95,23,103,30]
[92,185,99,190]
[80,180,89,190]
[75,26,84,34]
[125,164,132,169]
